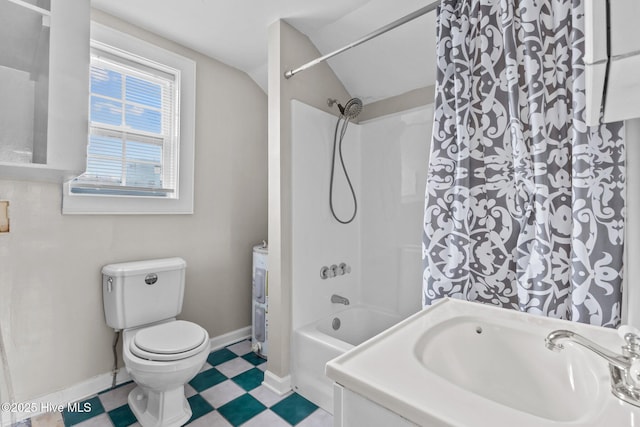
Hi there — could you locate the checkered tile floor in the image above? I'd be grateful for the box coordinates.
[14,340,332,427]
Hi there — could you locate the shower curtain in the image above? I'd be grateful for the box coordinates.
[422,0,625,327]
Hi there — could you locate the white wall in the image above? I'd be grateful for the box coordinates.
[0,67,35,163]
[290,102,432,325]
[0,10,267,403]
[360,106,433,318]
[291,101,361,329]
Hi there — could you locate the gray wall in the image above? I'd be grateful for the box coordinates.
[0,9,268,402]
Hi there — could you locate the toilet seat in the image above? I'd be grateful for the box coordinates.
[131,320,208,361]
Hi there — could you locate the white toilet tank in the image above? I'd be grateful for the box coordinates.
[102,257,187,330]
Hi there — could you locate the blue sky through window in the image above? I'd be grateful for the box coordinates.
[88,134,122,158]
[125,105,161,133]
[126,75,161,108]
[90,66,121,98]
[89,64,163,134]
[87,59,167,188]
[90,96,122,126]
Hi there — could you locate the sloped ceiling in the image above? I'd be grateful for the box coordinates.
[91,0,437,104]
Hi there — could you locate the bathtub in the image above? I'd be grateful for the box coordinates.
[291,305,402,413]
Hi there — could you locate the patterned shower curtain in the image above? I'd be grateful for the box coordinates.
[422,0,625,327]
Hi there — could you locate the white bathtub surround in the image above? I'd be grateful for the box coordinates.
[292,305,401,412]
[291,101,432,327]
[327,298,640,427]
[291,100,362,332]
[290,100,433,410]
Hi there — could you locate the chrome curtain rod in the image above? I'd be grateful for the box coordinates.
[284,1,440,79]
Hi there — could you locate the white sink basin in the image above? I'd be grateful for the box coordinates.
[415,316,602,421]
[326,298,638,427]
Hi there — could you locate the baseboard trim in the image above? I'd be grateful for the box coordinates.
[208,326,251,352]
[1,369,131,426]
[1,325,251,426]
[262,370,292,396]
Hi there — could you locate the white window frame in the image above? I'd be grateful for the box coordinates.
[63,22,195,214]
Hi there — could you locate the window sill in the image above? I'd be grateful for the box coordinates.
[62,180,193,215]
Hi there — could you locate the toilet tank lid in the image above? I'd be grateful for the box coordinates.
[102,257,187,277]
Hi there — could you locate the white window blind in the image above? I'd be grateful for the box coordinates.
[71,42,180,197]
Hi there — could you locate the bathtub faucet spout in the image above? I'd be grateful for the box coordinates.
[331,294,350,305]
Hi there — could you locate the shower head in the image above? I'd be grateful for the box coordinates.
[339,98,363,119]
[328,97,363,119]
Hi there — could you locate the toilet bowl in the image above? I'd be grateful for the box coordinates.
[123,320,210,427]
[102,258,209,427]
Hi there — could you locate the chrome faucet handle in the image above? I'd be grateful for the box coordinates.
[329,264,338,277]
[619,325,640,358]
[547,327,640,407]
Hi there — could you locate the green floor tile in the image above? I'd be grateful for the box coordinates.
[241,352,267,366]
[270,393,318,425]
[108,404,137,427]
[207,348,238,366]
[62,396,105,426]
[218,394,266,426]
[232,368,264,391]
[187,394,214,423]
[189,367,227,392]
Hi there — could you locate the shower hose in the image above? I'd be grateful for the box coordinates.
[329,116,357,224]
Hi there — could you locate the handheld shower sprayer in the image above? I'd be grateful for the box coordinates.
[328,97,363,120]
[327,97,364,224]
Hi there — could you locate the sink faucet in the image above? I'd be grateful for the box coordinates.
[546,328,640,407]
[331,294,350,305]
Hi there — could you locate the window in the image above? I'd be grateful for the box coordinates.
[63,23,195,214]
[73,44,178,196]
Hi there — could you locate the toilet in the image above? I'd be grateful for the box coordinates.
[102,258,209,427]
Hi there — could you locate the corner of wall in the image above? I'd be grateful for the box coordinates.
[266,19,352,380]
[358,86,436,122]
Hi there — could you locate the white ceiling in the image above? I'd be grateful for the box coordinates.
[91,0,437,104]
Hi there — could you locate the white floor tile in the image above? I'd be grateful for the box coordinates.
[199,362,213,373]
[98,382,137,412]
[215,358,253,378]
[296,408,333,427]
[199,380,246,409]
[249,385,292,407]
[240,410,290,427]
[226,340,252,356]
[184,383,198,398]
[31,412,64,427]
[73,413,112,427]
[186,411,232,427]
